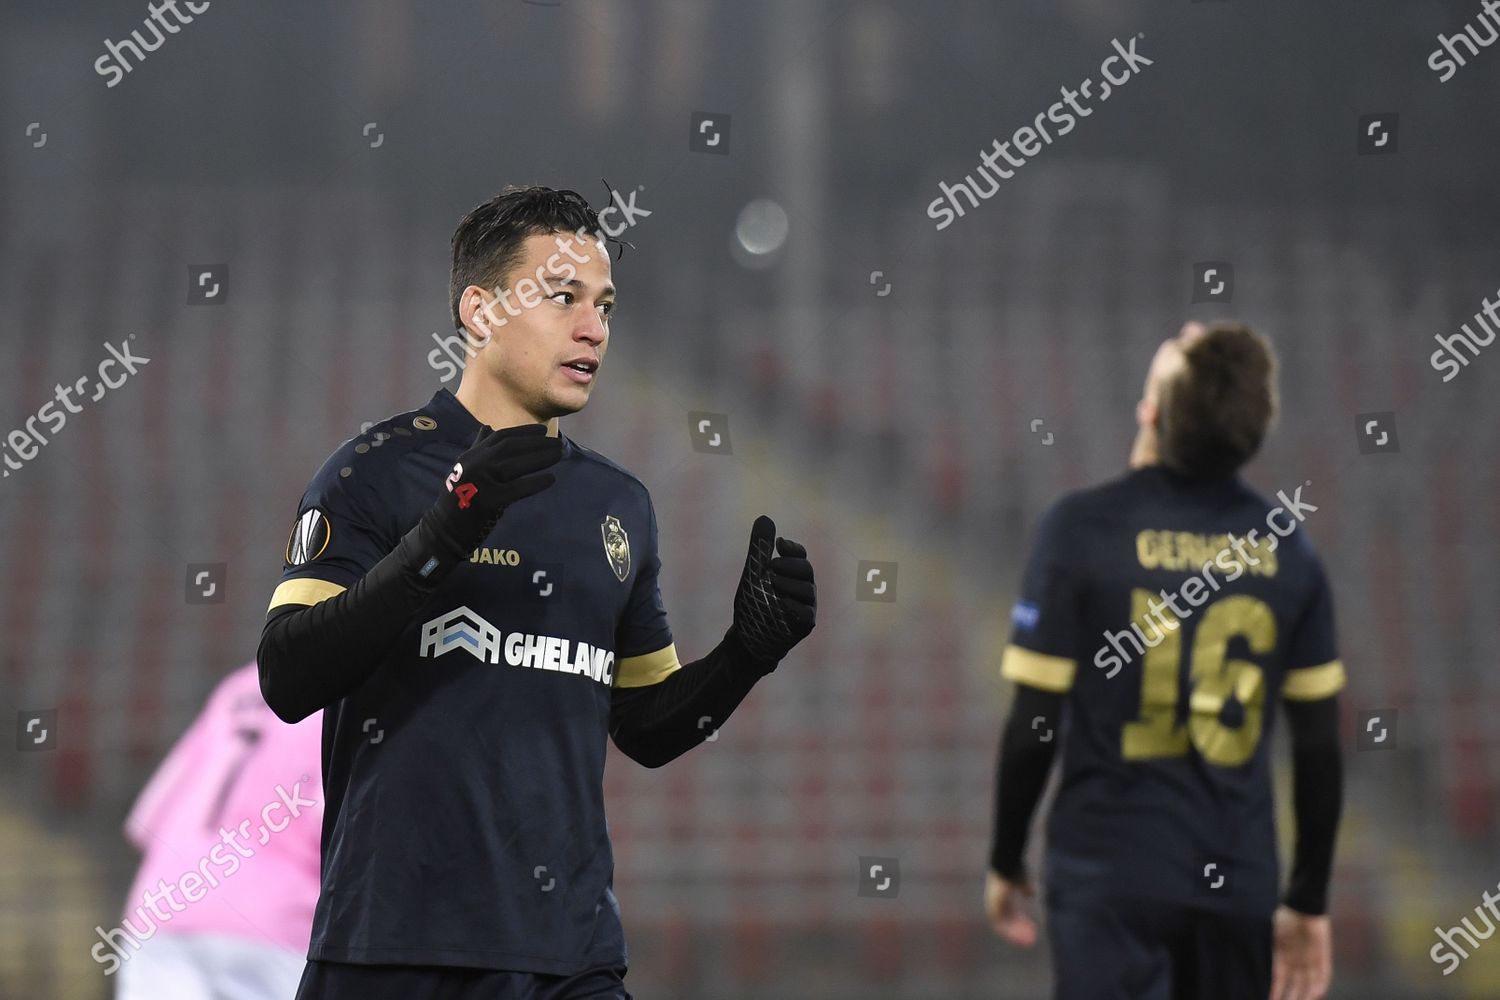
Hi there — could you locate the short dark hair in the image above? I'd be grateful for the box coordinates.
[1157,321,1279,479]
[448,186,613,330]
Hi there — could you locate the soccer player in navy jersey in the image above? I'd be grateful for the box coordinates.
[984,322,1343,1000]
[258,186,816,1000]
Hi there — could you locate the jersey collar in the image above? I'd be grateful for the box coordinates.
[427,387,573,458]
[1134,462,1243,498]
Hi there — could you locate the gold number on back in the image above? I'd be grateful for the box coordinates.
[1120,589,1275,767]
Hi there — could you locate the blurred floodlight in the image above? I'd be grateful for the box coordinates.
[733,197,789,265]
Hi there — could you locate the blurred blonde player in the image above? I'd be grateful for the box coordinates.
[985,322,1343,1000]
[103,661,323,999]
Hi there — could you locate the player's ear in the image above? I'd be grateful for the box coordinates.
[461,286,497,343]
[1137,396,1158,431]
[471,293,490,333]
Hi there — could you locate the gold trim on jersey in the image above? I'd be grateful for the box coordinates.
[1281,659,1345,701]
[1000,644,1076,693]
[615,643,682,688]
[266,577,347,612]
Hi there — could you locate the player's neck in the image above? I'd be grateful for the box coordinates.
[453,379,559,437]
[1128,429,1159,469]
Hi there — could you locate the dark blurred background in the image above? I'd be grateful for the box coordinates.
[3,1,1500,997]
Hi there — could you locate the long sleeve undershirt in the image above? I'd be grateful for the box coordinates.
[259,523,777,766]
[989,684,1063,882]
[608,627,775,768]
[1281,695,1343,915]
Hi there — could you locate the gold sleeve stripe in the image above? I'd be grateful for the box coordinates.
[615,643,683,688]
[1000,644,1077,693]
[1282,660,1346,701]
[267,578,347,612]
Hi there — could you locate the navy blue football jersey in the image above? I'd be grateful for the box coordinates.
[1000,466,1343,916]
[266,387,681,974]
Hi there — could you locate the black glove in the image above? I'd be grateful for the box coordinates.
[729,515,816,670]
[414,423,562,574]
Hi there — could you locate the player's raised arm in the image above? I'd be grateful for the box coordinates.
[257,423,561,723]
[609,514,815,768]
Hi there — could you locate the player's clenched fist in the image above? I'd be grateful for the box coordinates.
[419,423,563,568]
[729,515,816,669]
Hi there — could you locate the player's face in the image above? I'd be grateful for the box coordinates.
[477,231,615,421]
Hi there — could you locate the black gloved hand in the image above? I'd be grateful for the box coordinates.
[414,423,563,574]
[729,515,816,670]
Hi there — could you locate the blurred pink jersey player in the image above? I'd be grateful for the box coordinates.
[107,662,323,1000]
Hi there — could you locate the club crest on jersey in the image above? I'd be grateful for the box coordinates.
[285,508,331,566]
[601,514,630,582]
